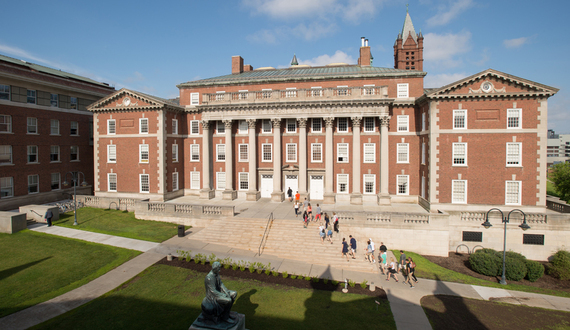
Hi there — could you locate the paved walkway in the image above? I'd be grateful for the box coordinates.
[2,224,570,330]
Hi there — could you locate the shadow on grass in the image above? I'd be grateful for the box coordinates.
[0,257,52,281]
[233,288,258,316]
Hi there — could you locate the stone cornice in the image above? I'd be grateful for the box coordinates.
[426,91,556,100]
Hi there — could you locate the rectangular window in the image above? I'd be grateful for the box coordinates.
[397,115,409,132]
[312,118,322,133]
[397,84,409,98]
[363,143,375,163]
[217,121,225,134]
[140,144,149,163]
[216,144,225,161]
[27,117,37,134]
[523,234,545,245]
[312,143,322,162]
[28,174,39,194]
[453,110,466,129]
[362,84,375,95]
[505,181,521,205]
[107,119,116,135]
[337,143,349,163]
[70,146,79,161]
[108,173,117,192]
[0,115,12,133]
[397,175,409,195]
[453,143,467,166]
[191,171,200,189]
[507,108,521,129]
[50,93,58,107]
[216,172,226,190]
[262,143,272,162]
[239,172,249,190]
[27,90,36,104]
[140,174,150,193]
[190,120,199,135]
[0,145,12,164]
[285,88,297,98]
[50,173,60,190]
[363,174,375,194]
[364,117,375,132]
[50,145,60,162]
[51,119,60,135]
[421,142,426,164]
[172,172,179,191]
[27,145,38,163]
[311,87,322,97]
[286,143,297,162]
[238,120,248,134]
[108,145,116,163]
[397,143,409,163]
[172,144,179,162]
[337,118,348,132]
[172,119,178,134]
[70,97,77,109]
[506,143,521,166]
[462,231,483,242]
[140,118,148,134]
[70,121,78,135]
[0,84,9,100]
[190,92,199,105]
[452,180,467,203]
[0,177,13,197]
[239,144,248,162]
[262,119,272,133]
[422,112,426,131]
[337,174,349,193]
[191,144,200,161]
[286,118,296,133]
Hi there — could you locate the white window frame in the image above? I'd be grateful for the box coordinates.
[337,118,348,133]
[190,120,199,135]
[216,121,225,134]
[172,144,179,162]
[397,115,409,132]
[139,118,149,134]
[172,119,178,135]
[27,117,37,134]
[397,83,409,98]
[286,143,297,162]
[70,145,79,161]
[397,143,409,163]
[190,92,199,105]
[108,144,116,163]
[452,143,467,166]
[50,93,58,107]
[363,84,375,95]
[239,172,249,190]
[172,172,179,191]
[363,174,375,194]
[27,90,36,104]
[337,143,349,163]
[506,142,522,167]
[216,172,226,190]
[191,171,200,189]
[262,143,272,162]
[311,143,322,163]
[286,118,296,133]
[507,108,522,129]
[262,119,272,133]
[285,87,297,98]
[364,117,375,132]
[238,120,248,134]
[363,143,375,163]
[27,145,38,163]
[421,142,426,165]
[51,119,60,135]
[108,173,117,192]
[107,119,116,135]
[50,145,60,162]
[505,181,521,205]
[453,110,467,129]
[397,175,409,195]
[312,118,322,133]
[0,145,12,165]
[0,115,12,133]
[191,144,200,162]
[337,174,349,194]
[70,121,78,135]
[238,144,248,162]
[51,173,60,190]
[140,174,150,193]
[1,177,14,197]
[216,144,225,162]
[139,144,149,163]
[28,174,39,194]
[452,180,467,204]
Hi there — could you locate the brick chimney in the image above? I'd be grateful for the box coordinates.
[358,37,372,66]
[244,64,253,72]
[232,56,244,74]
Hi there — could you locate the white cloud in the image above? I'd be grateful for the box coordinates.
[0,44,65,70]
[299,50,356,66]
[423,31,471,68]
[426,0,474,27]
[242,0,336,19]
[424,72,467,89]
[247,22,336,44]
[124,71,146,84]
[291,22,337,40]
[503,37,529,49]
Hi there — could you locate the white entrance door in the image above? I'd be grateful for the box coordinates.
[260,174,273,198]
[285,175,298,197]
[310,175,324,200]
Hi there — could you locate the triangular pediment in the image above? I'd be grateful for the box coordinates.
[426,69,559,99]
[88,88,183,112]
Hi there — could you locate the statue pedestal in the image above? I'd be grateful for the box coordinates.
[189,312,246,330]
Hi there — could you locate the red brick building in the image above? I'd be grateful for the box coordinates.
[88,12,558,212]
[0,54,115,210]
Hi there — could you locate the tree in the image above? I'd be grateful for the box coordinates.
[550,162,570,202]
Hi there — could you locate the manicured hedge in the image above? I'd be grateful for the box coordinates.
[469,249,503,276]
[525,260,545,282]
[469,249,544,282]
[548,250,570,280]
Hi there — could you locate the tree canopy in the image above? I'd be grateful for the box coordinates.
[550,162,570,202]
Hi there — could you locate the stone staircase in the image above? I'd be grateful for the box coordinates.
[188,217,384,273]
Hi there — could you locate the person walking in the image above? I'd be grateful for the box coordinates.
[380,250,387,275]
[315,204,322,222]
[398,250,407,273]
[307,203,313,222]
[324,213,330,229]
[369,238,376,263]
[341,238,349,262]
[379,242,387,253]
[386,257,399,282]
[332,212,339,233]
[364,240,373,262]
[295,191,300,205]
[349,235,357,259]
[404,257,416,288]
[303,198,309,213]
[294,201,299,217]
[326,224,333,243]
[44,209,53,227]
[287,187,293,202]
[409,257,418,284]
[319,227,326,243]
[302,210,309,228]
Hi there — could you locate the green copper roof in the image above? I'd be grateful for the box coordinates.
[178,65,425,87]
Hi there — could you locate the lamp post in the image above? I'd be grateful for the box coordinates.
[63,171,87,226]
[481,208,530,285]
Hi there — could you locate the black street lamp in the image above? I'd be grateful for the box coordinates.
[482,208,530,285]
[63,171,87,226]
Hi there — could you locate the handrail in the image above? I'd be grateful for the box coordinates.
[258,212,274,256]
[30,210,42,217]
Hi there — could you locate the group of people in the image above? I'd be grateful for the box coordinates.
[384,250,418,288]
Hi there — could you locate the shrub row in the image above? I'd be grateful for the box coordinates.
[548,250,570,280]
[468,249,545,282]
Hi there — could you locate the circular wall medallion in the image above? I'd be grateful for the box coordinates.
[481,81,493,93]
[123,97,131,106]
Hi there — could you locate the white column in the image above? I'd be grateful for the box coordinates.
[323,117,335,204]
[271,118,284,202]
[199,119,214,199]
[298,118,308,197]
[350,116,362,204]
[246,119,260,201]
[222,119,236,200]
[379,115,391,205]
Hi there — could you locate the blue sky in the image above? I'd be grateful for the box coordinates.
[2,0,569,133]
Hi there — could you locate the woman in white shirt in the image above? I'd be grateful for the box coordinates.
[386,257,399,282]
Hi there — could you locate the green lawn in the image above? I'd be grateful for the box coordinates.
[401,250,570,298]
[547,180,560,198]
[55,208,183,242]
[0,230,140,318]
[33,265,396,330]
